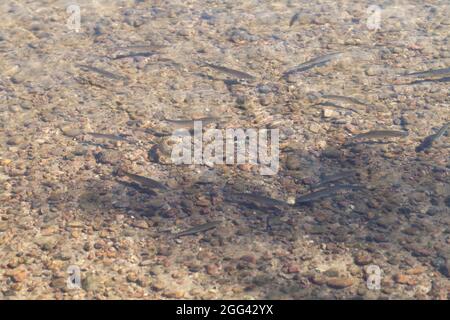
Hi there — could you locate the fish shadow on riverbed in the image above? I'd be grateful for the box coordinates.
[68,138,450,299]
[115,180,158,196]
[75,176,168,219]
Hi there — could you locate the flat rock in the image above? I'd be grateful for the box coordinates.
[326,277,355,289]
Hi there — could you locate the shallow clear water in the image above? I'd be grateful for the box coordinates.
[0,0,449,299]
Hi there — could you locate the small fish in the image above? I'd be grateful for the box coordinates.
[296,184,364,205]
[415,135,436,153]
[113,52,155,60]
[289,13,300,27]
[321,95,371,107]
[86,132,130,142]
[76,64,128,81]
[416,122,450,152]
[144,127,173,137]
[203,63,256,80]
[283,61,328,77]
[435,76,450,83]
[122,171,167,190]
[404,67,450,79]
[403,77,450,85]
[225,192,289,209]
[163,117,223,130]
[301,52,343,67]
[173,221,221,238]
[352,130,408,140]
[283,52,342,78]
[74,76,108,89]
[116,180,157,196]
[433,122,450,140]
[313,101,360,114]
[112,44,166,51]
[312,170,357,189]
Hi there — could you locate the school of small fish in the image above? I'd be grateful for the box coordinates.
[68,15,449,240]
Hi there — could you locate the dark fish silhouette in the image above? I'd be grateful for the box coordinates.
[283,52,342,78]
[203,63,256,80]
[173,221,221,238]
[313,101,360,114]
[404,67,450,79]
[296,185,365,205]
[76,64,128,81]
[122,171,168,190]
[312,170,357,189]
[404,77,450,85]
[416,122,450,152]
[289,13,300,27]
[112,44,166,51]
[113,52,155,60]
[86,132,130,142]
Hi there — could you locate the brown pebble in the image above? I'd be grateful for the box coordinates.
[7,260,19,269]
[41,225,59,236]
[139,260,152,266]
[93,242,103,249]
[67,221,84,228]
[285,154,302,170]
[206,264,220,276]
[157,247,171,256]
[7,137,24,146]
[132,220,149,229]
[326,277,355,289]
[0,159,12,166]
[163,290,185,299]
[237,163,253,172]
[286,264,300,273]
[224,265,235,273]
[405,266,426,275]
[196,196,210,207]
[151,280,165,291]
[394,274,417,286]
[197,251,213,261]
[354,252,373,266]
[126,272,138,283]
[7,268,27,283]
[50,277,67,289]
[240,254,257,264]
